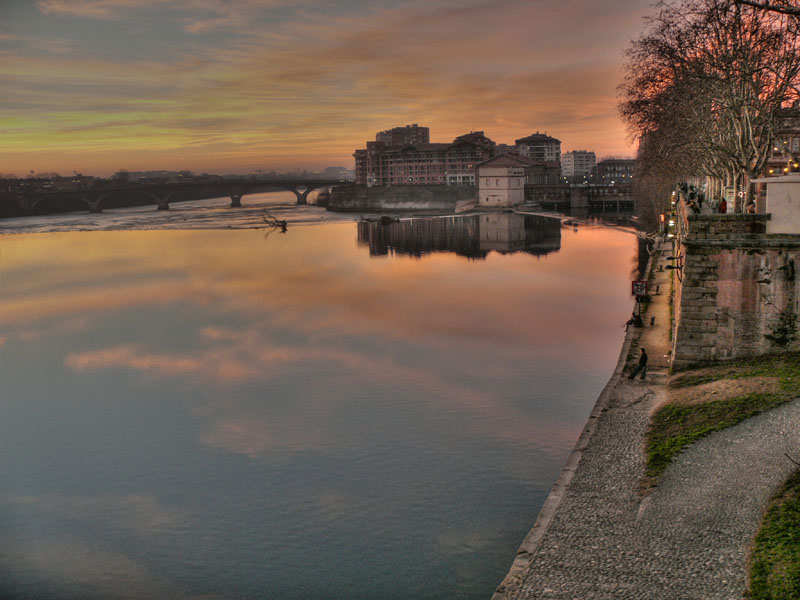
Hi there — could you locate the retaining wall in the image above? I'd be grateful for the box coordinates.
[672,209,800,368]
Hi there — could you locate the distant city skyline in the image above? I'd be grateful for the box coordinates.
[2,0,650,177]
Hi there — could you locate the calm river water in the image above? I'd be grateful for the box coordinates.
[0,202,637,599]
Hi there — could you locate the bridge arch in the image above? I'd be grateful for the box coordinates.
[93,189,166,213]
[271,183,324,205]
[32,193,93,214]
[0,194,27,218]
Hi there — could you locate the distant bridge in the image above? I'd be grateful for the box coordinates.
[0,178,349,217]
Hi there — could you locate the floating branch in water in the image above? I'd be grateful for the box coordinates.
[262,210,287,232]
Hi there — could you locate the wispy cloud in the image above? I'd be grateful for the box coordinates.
[35,0,159,20]
[36,0,296,31]
[9,0,648,174]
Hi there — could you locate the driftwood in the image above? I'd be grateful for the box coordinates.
[262,210,287,232]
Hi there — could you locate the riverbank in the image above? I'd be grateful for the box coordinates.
[494,236,800,599]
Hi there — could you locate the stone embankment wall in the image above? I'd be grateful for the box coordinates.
[327,184,475,212]
[672,209,800,369]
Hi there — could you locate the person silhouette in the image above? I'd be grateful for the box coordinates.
[628,347,648,380]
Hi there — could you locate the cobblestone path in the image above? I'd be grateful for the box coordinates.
[512,381,800,599]
[495,238,800,599]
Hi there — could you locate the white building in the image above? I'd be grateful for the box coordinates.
[562,150,596,179]
[476,154,527,208]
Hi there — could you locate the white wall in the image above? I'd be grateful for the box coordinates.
[760,175,800,234]
[477,166,524,207]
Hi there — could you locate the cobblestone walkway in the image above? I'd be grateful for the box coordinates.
[494,238,800,600]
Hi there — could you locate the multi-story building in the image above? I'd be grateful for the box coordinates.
[477,154,527,207]
[765,106,800,177]
[596,158,636,183]
[562,150,596,180]
[494,143,516,155]
[353,129,496,186]
[375,124,430,146]
[515,133,561,162]
[477,153,560,207]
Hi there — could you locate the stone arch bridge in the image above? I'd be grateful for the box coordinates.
[0,178,347,216]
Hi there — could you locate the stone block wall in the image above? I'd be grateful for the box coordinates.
[672,236,800,369]
[686,213,769,239]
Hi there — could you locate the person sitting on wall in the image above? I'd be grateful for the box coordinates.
[624,312,644,331]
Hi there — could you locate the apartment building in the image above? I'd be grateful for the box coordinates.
[596,158,636,183]
[375,124,430,146]
[515,133,561,162]
[562,150,596,179]
[354,129,496,186]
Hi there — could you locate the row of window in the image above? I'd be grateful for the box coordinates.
[484,178,522,187]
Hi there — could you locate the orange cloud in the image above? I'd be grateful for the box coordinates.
[3,0,648,175]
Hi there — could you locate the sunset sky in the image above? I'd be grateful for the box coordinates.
[1,0,651,177]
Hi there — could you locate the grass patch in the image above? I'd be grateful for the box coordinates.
[645,352,800,485]
[646,393,787,479]
[748,469,800,599]
[670,353,800,395]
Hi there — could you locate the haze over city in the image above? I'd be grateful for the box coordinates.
[1,0,649,177]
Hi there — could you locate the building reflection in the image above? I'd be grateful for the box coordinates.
[357,213,561,259]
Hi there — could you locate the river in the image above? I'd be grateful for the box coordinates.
[0,193,637,599]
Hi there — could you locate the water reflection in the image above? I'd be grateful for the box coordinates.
[357,213,561,259]
[0,221,635,600]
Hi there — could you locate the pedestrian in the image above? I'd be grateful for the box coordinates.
[628,347,648,380]
[746,202,756,214]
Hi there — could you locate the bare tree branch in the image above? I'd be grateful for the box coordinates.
[737,0,800,17]
[620,0,800,212]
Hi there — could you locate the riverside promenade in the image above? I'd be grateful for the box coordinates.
[494,236,800,600]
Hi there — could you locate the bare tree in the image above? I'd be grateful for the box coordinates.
[620,0,800,211]
[737,0,800,17]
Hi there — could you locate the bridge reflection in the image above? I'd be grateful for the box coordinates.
[357,212,562,260]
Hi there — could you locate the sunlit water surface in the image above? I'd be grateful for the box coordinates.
[0,204,637,599]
